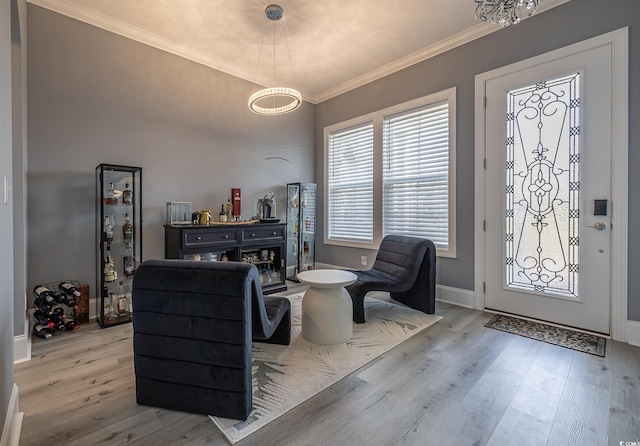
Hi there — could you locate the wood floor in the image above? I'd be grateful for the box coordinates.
[14,286,640,446]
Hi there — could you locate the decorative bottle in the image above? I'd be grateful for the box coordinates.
[122,182,133,205]
[117,281,128,315]
[103,216,114,244]
[219,205,227,222]
[124,246,136,277]
[122,214,133,243]
[105,182,117,205]
[225,199,233,220]
[104,245,117,282]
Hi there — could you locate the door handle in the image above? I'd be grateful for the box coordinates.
[586,222,607,231]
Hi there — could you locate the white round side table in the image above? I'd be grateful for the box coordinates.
[297,269,358,344]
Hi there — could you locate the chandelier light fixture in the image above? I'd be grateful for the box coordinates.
[475,0,541,27]
[248,5,302,116]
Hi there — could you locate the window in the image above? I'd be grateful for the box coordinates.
[325,88,456,257]
[327,123,374,243]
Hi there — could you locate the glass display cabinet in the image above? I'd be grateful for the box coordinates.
[96,164,142,328]
[286,183,316,280]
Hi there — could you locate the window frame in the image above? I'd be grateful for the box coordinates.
[324,88,457,258]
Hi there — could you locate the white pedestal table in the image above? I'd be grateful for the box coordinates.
[297,269,358,344]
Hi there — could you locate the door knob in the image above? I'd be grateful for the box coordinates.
[587,222,607,230]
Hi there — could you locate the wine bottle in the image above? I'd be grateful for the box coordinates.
[59,282,82,297]
[33,324,54,339]
[122,214,133,243]
[33,285,56,304]
[104,246,117,282]
[103,216,114,244]
[219,205,227,222]
[303,237,309,254]
[104,292,118,321]
[124,246,136,277]
[122,182,133,205]
[33,296,53,311]
[225,199,233,220]
[33,310,54,328]
[65,320,79,331]
[117,281,128,315]
[59,293,77,307]
[52,291,67,304]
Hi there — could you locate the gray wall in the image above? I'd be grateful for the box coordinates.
[26,6,315,307]
[12,0,27,339]
[1,0,15,426]
[315,0,640,321]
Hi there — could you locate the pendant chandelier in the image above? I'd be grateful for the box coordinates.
[475,0,541,27]
[248,5,302,116]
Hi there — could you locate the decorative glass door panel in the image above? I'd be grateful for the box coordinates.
[505,74,580,299]
[483,39,613,335]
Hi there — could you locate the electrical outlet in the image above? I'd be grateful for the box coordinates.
[361,255,367,266]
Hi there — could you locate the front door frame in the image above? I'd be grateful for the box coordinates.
[474,27,628,341]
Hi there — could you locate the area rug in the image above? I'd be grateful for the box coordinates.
[485,314,606,357]
[210,292,441,444]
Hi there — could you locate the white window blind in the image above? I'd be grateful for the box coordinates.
[383,101,450,249]
[327,123,374,243]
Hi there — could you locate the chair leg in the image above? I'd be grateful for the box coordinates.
[351,293,366,324]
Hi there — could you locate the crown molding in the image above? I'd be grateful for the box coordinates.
[312,0,572,103]
[26,0,281,91]
[28,0,571,105]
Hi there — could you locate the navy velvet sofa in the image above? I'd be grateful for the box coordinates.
[346,235,436,323]
[131,259,291,420]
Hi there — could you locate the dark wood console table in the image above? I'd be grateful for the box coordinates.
[164,222,287,294]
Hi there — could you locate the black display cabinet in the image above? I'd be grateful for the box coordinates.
[96,164,142,328]
[286,183,316,280]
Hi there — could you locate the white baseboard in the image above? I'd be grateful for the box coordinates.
[0,384,23,446]
[13,314,31,364]
[436,285,475,309]
[90,297,98,320]
[627,320,640,347]
[13,335,29,365]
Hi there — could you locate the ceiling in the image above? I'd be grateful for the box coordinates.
[27,0,569,104]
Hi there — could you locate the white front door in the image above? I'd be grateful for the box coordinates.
[482,41,614,334]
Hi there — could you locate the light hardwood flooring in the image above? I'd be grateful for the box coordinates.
[14,286,640,446]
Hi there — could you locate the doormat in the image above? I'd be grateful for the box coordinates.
[210,293,441,444]
[485,314,606,357]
